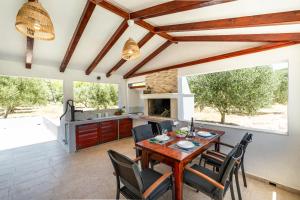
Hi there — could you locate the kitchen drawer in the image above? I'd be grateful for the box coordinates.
[76,123,98,132]
[119,118,133,125]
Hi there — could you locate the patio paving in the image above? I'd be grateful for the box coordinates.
[0,138,299,200]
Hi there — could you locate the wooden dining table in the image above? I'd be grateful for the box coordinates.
[136,128,225,200]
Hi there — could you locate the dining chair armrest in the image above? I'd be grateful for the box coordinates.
[202,152,224,163]
[206,150,227,158]
[143,171,173,199]
[133,156,141,163]
[214,142,234,148]
[185,166,224,190]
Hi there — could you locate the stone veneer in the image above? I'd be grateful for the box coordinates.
[145,69,178,93]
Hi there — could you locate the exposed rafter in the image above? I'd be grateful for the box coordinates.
[173,33,300,42]
[89,0,174,41]
[129,0,234,20]
[155,10,300,32]
[124,41,173,79]
[60,1,96,72]
[85,20,128,75]
[129,42,299,78]
[106,32,155,77]
[25,37,34,69]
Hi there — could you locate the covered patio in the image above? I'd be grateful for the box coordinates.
[0,0,300,200]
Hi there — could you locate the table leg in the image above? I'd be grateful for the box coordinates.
[215,137,220,152]
[173,162,184,200]
[141,150,150,170]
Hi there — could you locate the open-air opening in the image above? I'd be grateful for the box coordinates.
[187,62,288,134]
[0,75,63,150]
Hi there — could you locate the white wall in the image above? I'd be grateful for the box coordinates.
[179,44,300,191]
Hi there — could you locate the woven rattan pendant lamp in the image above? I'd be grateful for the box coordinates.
[15,0,55,40]
[122,20,140,60]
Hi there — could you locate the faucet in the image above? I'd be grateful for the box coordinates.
[60,100,83,122]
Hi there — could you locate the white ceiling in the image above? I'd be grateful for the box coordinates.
[0,0,299,77]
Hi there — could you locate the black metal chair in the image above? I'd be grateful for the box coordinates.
[132,124,159,168]
[108,150,174,200]
[200,133,253,200]
[184,144,244,200]
[156,120,173,135]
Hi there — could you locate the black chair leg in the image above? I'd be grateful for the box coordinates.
[241,162,247,188]
[116,184,120,200]
[230,183,236,200]
[235,170,242,200]
[150,162,154,169]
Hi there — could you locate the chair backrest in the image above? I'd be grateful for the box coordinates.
[217,144,243,184]
[132,124,154,143]
[240,133,253,148]
[107,150,143,196]
[157,120,173,134]
[239,133,253,160]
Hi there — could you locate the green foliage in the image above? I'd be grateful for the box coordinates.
[188,66,286,124]
[273,68,288,104]
[74,82,119,110]
[45,80,63,103]
[0,76,48,118]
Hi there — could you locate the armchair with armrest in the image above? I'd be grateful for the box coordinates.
[108,150,174,200]
[184,144,244,200]
[200,133,253,200]
[132,124,160,169]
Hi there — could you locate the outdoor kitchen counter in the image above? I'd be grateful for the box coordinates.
[64,114,134,153]
[67,114,132,126]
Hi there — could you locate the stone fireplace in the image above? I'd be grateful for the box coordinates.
[139,69,194,121]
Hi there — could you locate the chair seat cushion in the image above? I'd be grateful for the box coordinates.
[184,164,218,195]
[141,169,171,200]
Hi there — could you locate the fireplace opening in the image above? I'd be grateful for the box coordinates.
[148,99,171,118]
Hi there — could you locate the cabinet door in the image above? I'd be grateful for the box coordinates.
[76,123,99,150]
[99,120,117,143]
[119,118,133,139]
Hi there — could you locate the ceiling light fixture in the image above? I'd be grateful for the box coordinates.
[122,20,140,61]
[15,0,55,40]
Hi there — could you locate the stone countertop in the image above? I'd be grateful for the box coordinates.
[66,114,132,126]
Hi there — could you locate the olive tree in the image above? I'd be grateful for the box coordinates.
[0,76,47,118]
[188,66,276,124]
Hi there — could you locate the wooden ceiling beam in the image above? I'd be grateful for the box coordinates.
[90,0,174,41]
[130,0,235,20]
[106,32,155,77]
[155,10,300,32]
[173,33,300,42]
[85,20,128,75]
[60,1,96,72]
[128,41,299,78]
[25,37,34,69]
[123,41,173,79]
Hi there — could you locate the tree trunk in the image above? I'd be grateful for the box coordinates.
[4,108,11,118]
[220,112,226,124]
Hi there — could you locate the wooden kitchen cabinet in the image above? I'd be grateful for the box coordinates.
[119,118,133,139]
[99,120,117,143]
[75,118,133,150]
[76,123,99,150]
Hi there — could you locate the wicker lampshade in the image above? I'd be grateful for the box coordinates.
[15,1,55,40]
[122,38,140,60]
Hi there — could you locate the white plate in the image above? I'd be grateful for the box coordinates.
[177,141,195,149]
[155,134,170,141]
[197,131,212,137]
[180,127,189,131]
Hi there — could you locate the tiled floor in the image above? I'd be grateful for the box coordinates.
[0,138,299,200]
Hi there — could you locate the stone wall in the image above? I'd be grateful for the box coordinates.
[145,69,178,93]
